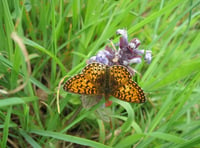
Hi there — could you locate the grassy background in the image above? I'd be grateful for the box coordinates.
[0,0,200,147]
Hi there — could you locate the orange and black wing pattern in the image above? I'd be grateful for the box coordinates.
[109,65,145,103]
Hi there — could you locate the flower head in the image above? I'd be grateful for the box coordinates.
[87,29,152,75]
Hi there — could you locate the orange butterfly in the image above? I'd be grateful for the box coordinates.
[63,63,145,104]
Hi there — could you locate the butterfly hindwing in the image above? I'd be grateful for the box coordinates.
[82,63,106,84]
[109,65,132,90]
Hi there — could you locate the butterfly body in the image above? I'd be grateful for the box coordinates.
[63,63,145,103]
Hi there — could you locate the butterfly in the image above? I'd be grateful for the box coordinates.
[63,62,145,105]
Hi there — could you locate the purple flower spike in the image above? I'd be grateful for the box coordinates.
[128,57,142,64]
[129,38,141,49]
[116,29,128,39]
[144,50,152,64]
[87,29,152,74]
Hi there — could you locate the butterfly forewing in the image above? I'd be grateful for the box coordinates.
[111,80,146,103]
[63,74,101,95]
[109,65,145,103]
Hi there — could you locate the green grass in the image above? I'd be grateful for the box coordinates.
[0,0,200,147]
